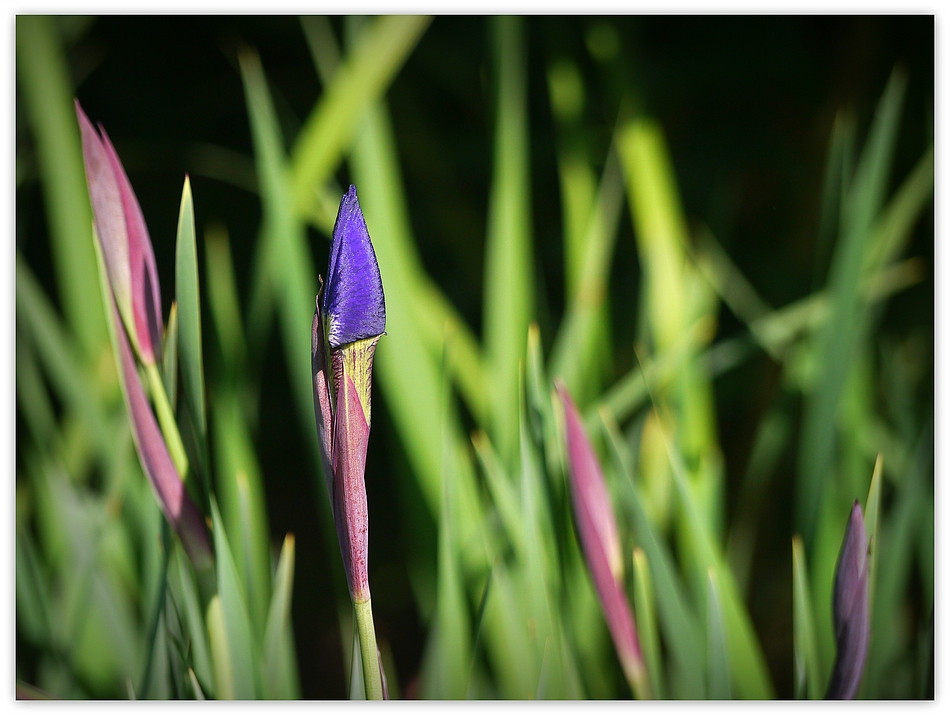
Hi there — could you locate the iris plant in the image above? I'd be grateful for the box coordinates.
[76,101,212,573]
[312,185,387,699]
[557,382,651,699]
[825,501,870,700]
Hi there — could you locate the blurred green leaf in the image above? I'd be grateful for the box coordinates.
[262,534,301,699]
[797,70,906,542]
[212,389,271,642]
[600,408,705,699]
[792,535,822,699]
[170,544,213,697]
[549,152,624,403]
[209,500,258,699]
[204,225,248,379]
[16,253,114,456]
[290,15,431,220]
[632,547,664,700]
[644,407,773,698]
[163,303,179,409]
[16,327,59,454]
[16,15,108,363]
[705,568,730,700]
[484,15,534,467]
[349,99,447,515]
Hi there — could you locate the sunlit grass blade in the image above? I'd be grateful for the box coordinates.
[797,69,906,543]
[174,177,208,473]
[290,15,431,221]
[348,98,448,515]
[792,536,822,699]
[262,534,301,699]
[484,15,534,467]
[599,407,704,699]
[617,117,724,537]
[632,547,664,699]
[209,500,259,699]
[212,390,271,642]
[549,151,624,403]
[705,568,730,700]
[16,15,108,362]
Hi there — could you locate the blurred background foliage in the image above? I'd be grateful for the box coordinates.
[16,15,932,699]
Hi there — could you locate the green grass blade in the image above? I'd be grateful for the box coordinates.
[588,316,715,429]
[16,327,59,454]
[16,253,113,456]
[797,70,906,542]
[16,15,108,363]
[171,544,213,697]
[174,177,206,447]
[813,111,855,287]
[472,431,525,560]
[599,408,705,699]
[864,144,934,272]
[705,568,731,700]
[864,426,931,699]
[204,224,248,378]
[290,15,431,220]
[163,303,179,408]
[632,547,665,700]
[549,152,624,403]
[483,15,534,466]
[239,49,319,460]
[211,389,271,642]
[642,406,774,698]
[431,385,472,699]
[348,100,446,515]
[262,534,301,699]
[209,500,259,699]
[792,536,822,699]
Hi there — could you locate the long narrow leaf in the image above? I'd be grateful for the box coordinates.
[483,15,534,466]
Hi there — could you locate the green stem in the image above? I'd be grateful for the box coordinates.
[354,597,384,700]
[145,361,189,478]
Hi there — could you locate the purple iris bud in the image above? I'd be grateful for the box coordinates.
[321,185,386,350]
[557,382,649,697]
[312,185,385,604]
[76,101,163,366]
[825,501,870,700]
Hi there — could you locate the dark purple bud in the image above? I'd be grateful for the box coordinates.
[557,382,647,692]
[321,186,386,350]
[112,296,212,572]
[825,501,870,700]
[76,101,163,366]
